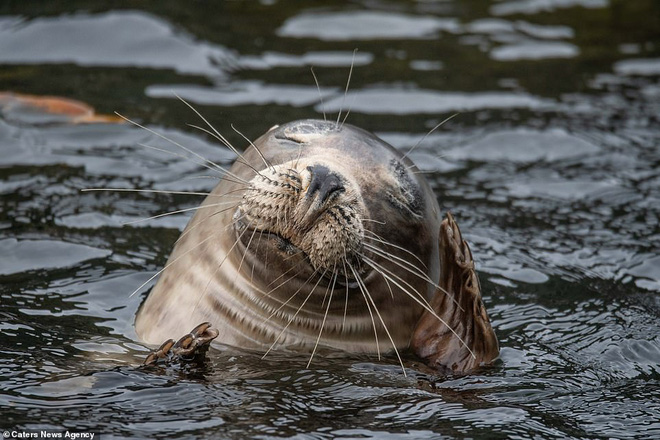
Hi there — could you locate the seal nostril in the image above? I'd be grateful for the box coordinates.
[306,165,344,204]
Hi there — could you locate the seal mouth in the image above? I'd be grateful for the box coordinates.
[236,216,364,287]
[271,230,303,255]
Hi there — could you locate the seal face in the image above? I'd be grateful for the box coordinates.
[135,119,499,373]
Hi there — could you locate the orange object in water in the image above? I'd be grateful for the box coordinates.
[0,92,123,124]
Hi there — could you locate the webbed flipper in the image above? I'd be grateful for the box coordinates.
[411,213,499,373]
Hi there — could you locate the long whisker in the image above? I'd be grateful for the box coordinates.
[310,66,327,122]
[361,218,386,225]
[362,257,476,360]
[142,213,242,305]
[172,191,249,245]
[341,258,350,331]
[352,262,406,376]
[192,222,250,317]
[361,255,436,313]
[231,123,275,173]
[407,153,449,171]
[308,266,338,368]
[122,200,239,225]
[180,175,221,181]
[264,260,302,290]
[137,142,221,174]
[251,228,266,284]
[259,259,318,325]
[340,92,357,129]
[115,112,250,185]
[135,143,245,186]
[320,263,336,309]
[174,94,247,161]
[347,262,380,360]
[362,243,463,311]
[363,229,427,269]
[262,269,327,359]
[294,142,304,170]
[81,188,218,197]
[236,225,259,279]
[401,113,459,160]
[363,242,428,280]
[128,231,219,297]
[336,48,357,127]
[174,207,236,246]
[174,92,274,175]
[186,123,265,178]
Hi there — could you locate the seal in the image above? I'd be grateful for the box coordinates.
[135,119,499,373]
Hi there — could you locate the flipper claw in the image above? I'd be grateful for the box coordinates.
[142,322,218,366]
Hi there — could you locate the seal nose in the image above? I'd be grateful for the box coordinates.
[306,165,344,204]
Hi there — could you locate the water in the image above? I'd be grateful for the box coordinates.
[1,1,659,438]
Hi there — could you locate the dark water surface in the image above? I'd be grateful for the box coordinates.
[1,1,660,438]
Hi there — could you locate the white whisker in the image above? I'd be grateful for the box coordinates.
[81,188,217,197]
[352,262,406,376]
[340,92,356,129]
[262,269,327,359]
[310,66,326,122]
[361,255,435,312]
[361,218,387,225]
[401,113,459,160]
[363,229,427,269]
[192,222,251,317]
[115,111,250,185]
[259,255,318,321]
[362,243,463,311]
[174,201,244,245]
[308,266,338,368]
[135,143,244,186]
[180,175,222,181]
[122,200,239,225]
[173,92,274,175]
[251,228,266,283]
[407,153,448,171]
[362,256,476,360]
[186,123,264,178]
[128,231,219,298]
[236,225,259,278]
[341,258,350,331]
[336,48,357,127]
[347,262,380,360]
[174,94,239,156]
[231,123,275,173]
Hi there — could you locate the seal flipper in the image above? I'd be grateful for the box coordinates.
[143,322,219,366]
[411,213,499,373]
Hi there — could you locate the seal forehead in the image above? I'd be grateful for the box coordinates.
[268,120,400,167]
[281,120,337,143]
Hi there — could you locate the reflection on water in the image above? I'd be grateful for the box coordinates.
[0,11,234,76]
[277,11,460,40]
[1,0,659,438]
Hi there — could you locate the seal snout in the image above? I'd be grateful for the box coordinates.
[306,165,344,205]
[237,159,365,274]
[298,164,345,227]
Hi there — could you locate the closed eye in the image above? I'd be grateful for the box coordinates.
[387,159,424,218]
